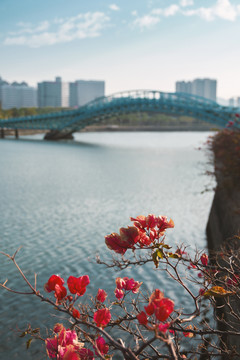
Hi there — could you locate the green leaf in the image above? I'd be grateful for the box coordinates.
[168,252,180,259]
[156,249,164,259]
[152,251,159,268]
[162,244,172,249]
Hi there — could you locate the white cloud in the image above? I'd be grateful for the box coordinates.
[4,12,110,47]
[133,0,240,29]
[163,5,179,16]
[133,15,160,29]
[183,0,240,21]
[109,4,120,11]
[180,0,194,7]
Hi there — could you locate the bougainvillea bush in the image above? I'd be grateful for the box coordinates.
[1,214,240,359]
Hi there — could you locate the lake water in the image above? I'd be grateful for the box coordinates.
[0,131,215,359]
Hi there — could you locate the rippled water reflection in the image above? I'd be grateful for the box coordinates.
[0,132,215,359]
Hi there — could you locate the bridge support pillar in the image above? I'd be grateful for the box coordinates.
[1,129,4,139]
[44,130,74,141]
[15,129,19,139]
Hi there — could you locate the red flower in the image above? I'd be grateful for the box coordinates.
[93,308,111,328]
[78,348,94,360]
[158,322,170,333]
[115,277,142,294]
[96,289,107,303]
[55,284,67,302]
[149,289,164,303]
[137,311,148,325]
[200,253,208,266]
[95,337,109,355]
[199,288,205,296]
[72,308,80,319]
[44,274,65,293]
[67,275,90,296]
[157,216,174,235]
[146,214,158,229]
[105,227,140,255]
[130,215,147,228]
[144,302,155,316]
[154,298,174,322]
[63,345,81,360]
[138,228,152,246]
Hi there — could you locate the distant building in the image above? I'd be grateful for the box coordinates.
[0,76,9,107]
[237,97,240,107]
[38,77,69,108]
[175,81,192,94]
[1,82,37,110]
[69,80,105,107]
[229,97,235,107]
[175,78,217,101]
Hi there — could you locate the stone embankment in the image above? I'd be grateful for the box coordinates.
[207,171,240,359]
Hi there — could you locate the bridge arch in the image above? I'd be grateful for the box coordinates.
[0,90,238,140]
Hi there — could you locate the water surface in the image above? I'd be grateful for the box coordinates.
[0,131,215,358]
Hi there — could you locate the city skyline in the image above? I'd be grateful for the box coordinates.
[1,0,240,99]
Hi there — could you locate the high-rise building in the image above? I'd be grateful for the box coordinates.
[175,81,192,94]
[0,76,9,107]
[69,80,105,107]
[1,83,37,110]
[38,77,69,108]
[175,78,217,101]
[237,97,240,108]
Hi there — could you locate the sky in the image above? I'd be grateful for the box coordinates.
[0,0,240,100]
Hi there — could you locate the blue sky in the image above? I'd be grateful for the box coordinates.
[0,0,240,99]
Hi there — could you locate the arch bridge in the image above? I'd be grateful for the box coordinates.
[0,90,238,140]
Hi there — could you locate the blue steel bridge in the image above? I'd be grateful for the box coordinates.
[0,90,239,140]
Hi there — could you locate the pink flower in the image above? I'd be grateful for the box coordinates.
[115,277,142,294]
[67,275,90,296]
[63,345,81,360]
[45,324,83,360]
[93,308,111,328]
[116,277,126,289]
[95,337,109,356]
[114,288,124,299]
[96,289,107,303]
[137,311,148,325]
[123,277,142,293]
